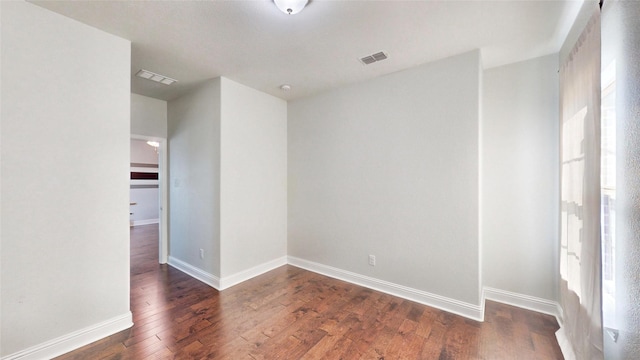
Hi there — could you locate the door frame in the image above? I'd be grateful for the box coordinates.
[131,134,168,264]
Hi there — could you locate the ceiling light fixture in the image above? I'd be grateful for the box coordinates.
[280,84,292,91]
[274,0,308,15]
[147,140,160,154]
[135,69,178,85]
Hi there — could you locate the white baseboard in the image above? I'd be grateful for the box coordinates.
[555,302,565,327]
[287,256,484,321]
[166,257,564,327]
[168,256,220,289]
[555,325,577,360]
[132,218,159,226]
[483,287,560,319]
[1,312,132,360]
[219,256,288,290]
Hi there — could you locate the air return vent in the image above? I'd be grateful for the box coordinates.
[360,51,388,65]
[135,69,178,85]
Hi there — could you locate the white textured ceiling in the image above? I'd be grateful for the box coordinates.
[31,0,583,101]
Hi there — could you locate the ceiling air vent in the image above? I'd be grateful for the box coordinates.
[360,51,388,65]
[135,69,178,85]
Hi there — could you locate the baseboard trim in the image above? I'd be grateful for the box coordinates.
[1,312,132,360]
[483,287,560,319]
[287,256,484,321]
[555,325,577,360]
[132,219,159,226]
[219,256,288,290]
[555,302,565,327]
[162,257,562,326]
[168,256,220,290]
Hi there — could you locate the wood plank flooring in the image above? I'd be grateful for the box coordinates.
[55,225,563,359]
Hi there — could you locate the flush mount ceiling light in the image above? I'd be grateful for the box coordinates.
[274,0,308,15]
[135,69,178,85]
[147,140,160,154]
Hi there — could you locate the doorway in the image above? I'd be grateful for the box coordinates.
[130,134,168,264]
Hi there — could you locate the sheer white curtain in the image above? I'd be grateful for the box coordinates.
[557,9,603,360]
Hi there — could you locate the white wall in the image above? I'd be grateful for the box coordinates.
[220,77,287,277]
[129,189,159,224]
[482,54,559,301]
[0,1,131,357]
[288,51,482,307]
[131,93,167,138]
[168,79,221,277]
[167,77,287,285]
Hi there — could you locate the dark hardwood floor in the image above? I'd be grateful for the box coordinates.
[55,225,563,359]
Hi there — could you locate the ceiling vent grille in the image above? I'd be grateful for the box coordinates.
[360,51,388,65]
[135,69,178,85]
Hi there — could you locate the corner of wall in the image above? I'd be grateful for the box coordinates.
[478,47,485,309]
[288,256,485,322]
[559,0,600,65]
[483,287,561,320]
[168,256,221,290]
[219,256,287,290]
[166,78,222,279]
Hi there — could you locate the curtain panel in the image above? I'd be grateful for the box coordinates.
[557,9,603,360]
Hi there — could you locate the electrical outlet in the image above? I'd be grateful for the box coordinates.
[200,249,204,259]
[368,254,376,266]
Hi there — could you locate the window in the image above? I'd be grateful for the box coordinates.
[601,61,616,328]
